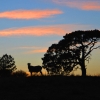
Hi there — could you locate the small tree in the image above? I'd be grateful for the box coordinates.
[0,54,17,76]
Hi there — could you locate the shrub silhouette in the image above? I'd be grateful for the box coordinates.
[12,70,28,77]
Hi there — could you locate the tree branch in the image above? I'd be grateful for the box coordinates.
[85,45,100,58]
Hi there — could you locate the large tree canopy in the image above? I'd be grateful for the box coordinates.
[42,30,100,76]
[0,54,17,76]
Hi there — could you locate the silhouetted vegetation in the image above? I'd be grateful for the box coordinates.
[42,30,100,76]
[0,54,17,77]
[12,70,28,77]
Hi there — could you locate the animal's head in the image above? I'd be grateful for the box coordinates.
[27,63,31,68]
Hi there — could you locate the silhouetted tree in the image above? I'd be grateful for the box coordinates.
[42,30,100,76]
[42,42,78,75]
[42,44,62,75]
[63,30,100,76]
[0,54,17,76]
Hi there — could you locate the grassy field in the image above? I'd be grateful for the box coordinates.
[0,76,100,100]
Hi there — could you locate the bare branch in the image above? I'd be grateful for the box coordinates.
[85,45,100,58]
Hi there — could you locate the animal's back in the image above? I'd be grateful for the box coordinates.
[34,66,42,72]
[28,65,42,72]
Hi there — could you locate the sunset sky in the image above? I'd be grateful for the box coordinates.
[0,0,100,75]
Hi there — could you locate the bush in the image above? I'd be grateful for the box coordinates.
[12,70,28,77]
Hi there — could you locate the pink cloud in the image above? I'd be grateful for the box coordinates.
[0,9,63,19]
[52,0,100,10]
[0,24,91,37]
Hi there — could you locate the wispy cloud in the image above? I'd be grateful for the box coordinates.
[0,9,63,19]
[52,0,100,10]
[16,46,47,54]
[28,48,47,54]
[0,24,91,37]
[17,46,40,49]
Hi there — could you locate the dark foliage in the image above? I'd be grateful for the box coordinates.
[0,54,17,76]
[42,30,100,76]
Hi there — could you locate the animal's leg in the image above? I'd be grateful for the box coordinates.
[31,72,32,76]
[47,70,49,75]
[40,71,42,75]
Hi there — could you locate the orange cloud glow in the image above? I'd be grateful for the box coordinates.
[52,0,100,10]
[28,48,47,54]
[0,24,91,37]
[0,9,63,19]
[17,46,48,54]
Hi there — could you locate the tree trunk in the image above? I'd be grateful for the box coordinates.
[81,46,86,77]
[81,66,86,77]
[80,60,86,77]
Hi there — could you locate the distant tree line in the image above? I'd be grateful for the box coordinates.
[42,30,100,77]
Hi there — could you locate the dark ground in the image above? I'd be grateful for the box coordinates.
[0,76,100,100]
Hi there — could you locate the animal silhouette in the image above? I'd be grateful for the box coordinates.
[27,63,42,76]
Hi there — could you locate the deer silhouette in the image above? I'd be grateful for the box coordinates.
[27,63,42,76]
